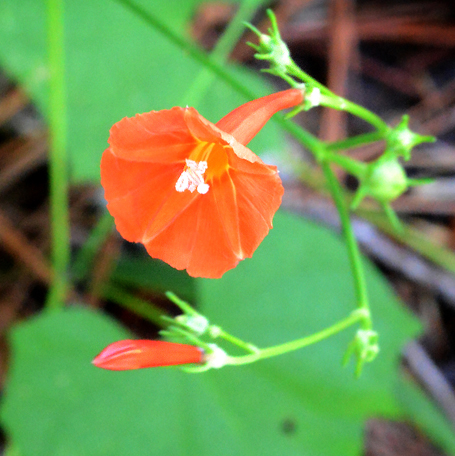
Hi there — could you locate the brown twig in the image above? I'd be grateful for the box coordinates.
[320,0,357,141]
[0,132,48,193]
[0,209,52,284]
[0,89,28,125]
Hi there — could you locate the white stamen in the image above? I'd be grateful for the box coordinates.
[175,159,209,194]
[197,183,209,194]
[175,172,190,192]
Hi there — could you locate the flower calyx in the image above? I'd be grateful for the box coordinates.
[386,115,435,161]
[160,292,229,372]
[245,9,292,75]
[163,291,210,337]
[343,328,379,377]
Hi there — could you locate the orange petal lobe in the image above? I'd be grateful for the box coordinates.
[144,191,240,278]
[211,172,242,259]
[92,340,203,371]
[101,148,185,243]
[229,155,284,254]
[109,108,197,163]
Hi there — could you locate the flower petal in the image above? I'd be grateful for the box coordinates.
[109,107,197,163]
[144,191,240,278]
[231,163,283,255]
[211,171,243,259]
[101,148,192,243]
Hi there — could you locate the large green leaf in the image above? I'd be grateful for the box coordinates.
[2,212,454,455]
[0,0,281,182]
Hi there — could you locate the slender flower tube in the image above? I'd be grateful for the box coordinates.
[92,340,204,370]
[101,88,304,278]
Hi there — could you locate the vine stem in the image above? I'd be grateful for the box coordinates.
[288,61,388,132]
[326,131,385,152]
[183,0,262,106]
[45,0,70,309]
[226,311,363,365]
[320,160,371,328]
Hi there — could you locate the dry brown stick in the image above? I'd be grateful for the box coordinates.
[285,8,455,47]
[0,209,52,285]
[360,56,423,98]
[0,132,48,193]
[86,232,121,308]
[392,196,455,216]
[0,276,32,334]
[420,106,455,138]
[356,22,455,47]
[404,340,455,426]
[416,77,455,116]
[320,0,357,141]
[0,89,28,125]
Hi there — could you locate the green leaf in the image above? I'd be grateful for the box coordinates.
[2,212,454,455]
[0,0,283,182]
[198,211,424,453]
[111,253,196,302]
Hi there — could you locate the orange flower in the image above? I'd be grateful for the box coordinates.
[101,88,303,278]
[92,340,203,370]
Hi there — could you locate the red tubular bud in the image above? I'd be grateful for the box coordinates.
[92,340,204,371]
[215,88,304,145]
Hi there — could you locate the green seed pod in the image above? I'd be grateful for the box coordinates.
[363,158,408,203]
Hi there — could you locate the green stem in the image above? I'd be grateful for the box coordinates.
[326,131,385,152]
[288,62,388,132]
[72,210,114,281]
[287,61,328,95]
[166,291,200,317]
[114,0,255,101]
[323,150,367,179]
[183,0,261,106]
[328,97,388,133]
[45,0,70,310]
[218,329,258,354]
[227,311,362,365]
[321,160,371,327]
[281,118,324,157]
[103,284,164,326]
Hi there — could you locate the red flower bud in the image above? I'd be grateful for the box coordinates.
[92,340,204,371]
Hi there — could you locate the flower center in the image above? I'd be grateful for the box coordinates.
[175,141,229,195]
[175,159,210,194]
